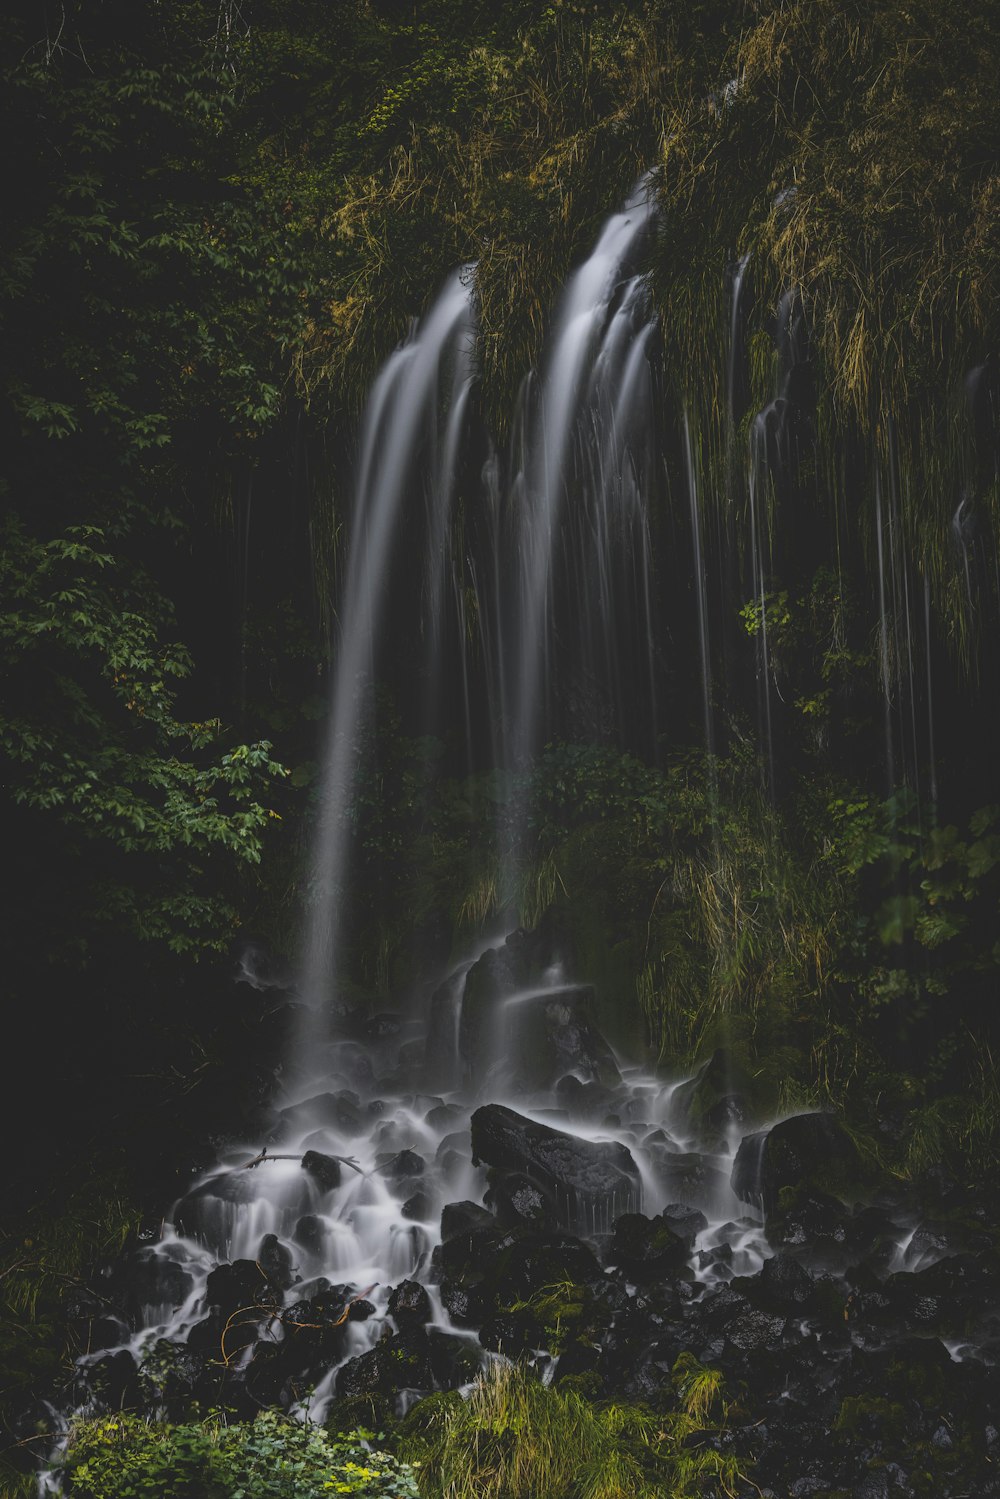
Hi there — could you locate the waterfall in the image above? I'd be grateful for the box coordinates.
[297,272,474,1067]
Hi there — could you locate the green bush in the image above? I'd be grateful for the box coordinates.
[58,1410,419,1499]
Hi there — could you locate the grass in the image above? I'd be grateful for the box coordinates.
[401,1358,743,1499]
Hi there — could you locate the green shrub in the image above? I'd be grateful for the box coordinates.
[58,1410,419,1499]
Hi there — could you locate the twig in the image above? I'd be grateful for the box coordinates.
[242,1149,364,1175]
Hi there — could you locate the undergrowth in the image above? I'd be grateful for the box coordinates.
[400,1356,743,1499]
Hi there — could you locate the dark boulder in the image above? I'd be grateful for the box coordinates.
[732,1113,859,1214]
[301,1151,342,1193]
[205,1259,273,1318]
[471,1104,641,1235]
[610,1213,688,1281]
[388,1280,432,1329]
[122,1250,194,1324]
[401,1191,431,1221]
[138,1339,207,1419]
[379,1148,425,1181]
[334,1331,433,1401]
[672,1048,757,1140]
[659,1204,709,1246]
[429,1328,484,1386]
[258,1233,295,1291]
[500,1232,601,1300]
[439,1276,493,1326]
[485,1170,556,1228]
[725,1307,786,1352]
[293,1214,328,1255]
[643,1147,731,1208]
[756,1252,814,1310]
[441,1200,493,1240]
[479,1310,541,1357]
[81,1349,142,1412]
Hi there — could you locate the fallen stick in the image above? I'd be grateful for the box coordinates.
[241,1148,365,1175]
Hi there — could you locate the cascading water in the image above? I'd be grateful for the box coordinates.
[40,182,989,1495]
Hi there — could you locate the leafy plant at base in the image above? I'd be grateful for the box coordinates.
[58,1410,418,1498]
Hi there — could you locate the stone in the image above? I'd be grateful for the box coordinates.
[379,1148,425,1180]
[609,1213,688,1281]
[643,1147,731,1207]
[258,1233,295,1290]
[478,1310,541,1356]
[485,1170,556,1228]
[441,1200,493,1240]
[81,1349,141,1412]
[301,1151,342,1193]
[725,1307,786,1352]
[659,1203,709,1246]
[334,1331,433,1400]
[388,1280,432,1328]
[293,1214,327,1255]
[428,1329,484,1386]
[471,1104,641,1235]
[401,1191,431,1221]
[122,1250,194,1323]
[756,1252,814,1309]
[672,1047,757,1139]
[204,1259,273,1318]
[731,1113,859,1214]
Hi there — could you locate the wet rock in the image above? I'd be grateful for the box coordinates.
[439,1276,493,1326]
[205,1259,273,1318]
[673,1048,757,1139]
[122,1250,194,1323]
[756,1252,814,1310]
[441,1200,493,1240]
[767,1189,853,1266]
[301,1150,342,1193]
[138,1339,206,1418]
[388,1280,432,1329]
[293,1214,327,1255]
[429,1328,484,1386]
[425,1103,463,1132]
[732,1113,859,1214]
[725,1307,786,1352]
[479,1310,541,1356]
[556,1074,617,1121]
[363,1012,401,1041]
[81,1349,142,1412]
[258,1233,295,1291]
[660,1204,709,1246]
[379,1148,425,1180]
[902,1223,952,1269]
[610,1212,688,1281]
[335,1331,433,1401]
[485,1170,556,1228]
[89,1313,132,1351]
[602,1334,684,1401]
[243,1341,286,1407]
[401,1191,430,1221]
[471,1104,640,1235]
[500,1232,602,1300]
[644,1148,730,1207]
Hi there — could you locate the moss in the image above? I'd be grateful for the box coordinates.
[834,1395,908,1441]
